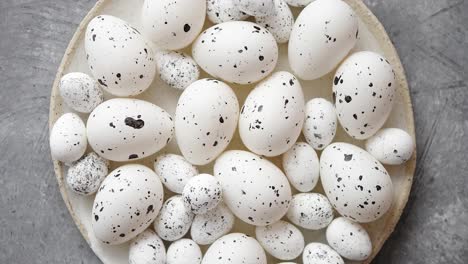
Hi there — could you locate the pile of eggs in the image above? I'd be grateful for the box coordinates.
[50,0,415,263]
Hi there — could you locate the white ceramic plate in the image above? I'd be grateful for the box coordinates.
[50,0,416,263]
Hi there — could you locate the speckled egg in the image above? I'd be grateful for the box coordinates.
[286,193,334,230]
[155,51,199,90]
[59,72,104,113]
[239,71,304,156]
[190,203,235,245]
[303,243,344,264]
[85,15,156,96]
[255,0,294,44]
[182,174,222,214]
[87,98,174,162]
[129,229,166,264]
[282,142,319,192]
[207,0,249,24]
[284,0,313,7]
[154,153,199,194]
[50,113,87,163]
[255,220,305,260]
[326,217,372,261]
[234,0,275,16]
[303,98,337,150]
[153,195,194,241]
[92,164,164,245]
[333,51,396,139]
[141,0,206,50]
[320,142,394,223]
[289,0,358,80]
[192,21,278,85]
[202,233,267,264]
[175,79,239,165]
[365,128,415,165]
[166,239,202,264]
[214,150,292,226]
[66,152,109,196]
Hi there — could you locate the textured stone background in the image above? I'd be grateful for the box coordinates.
[0,0,466,263]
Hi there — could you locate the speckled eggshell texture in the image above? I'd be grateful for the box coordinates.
[365,128,415,165]
[192,21,278,85]
[85,15,156,96]
[202,233,267,264]
[320,142,394,223]
[153,195,194,241]
[190,203,235,245]
[239,71,305,156]
[166,239,202,264]
[182,174,222,214]
[284,0,313,7]
[59,72,104,113]
[129,229,166,264]
[207,0,249,24]
[286,193,334,230]
[303,98,337,150]
[234,0,275,16]
[303,243,344,264]
[155,51,199,91]
[255,220,305,260]
[50,113,87,163]
[154,153,199,194]
[66,152,109,196]
[255,0,294,44]
[91,164,164,245]
[282,142,319,192]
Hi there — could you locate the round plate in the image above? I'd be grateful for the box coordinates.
[49,0,416,263]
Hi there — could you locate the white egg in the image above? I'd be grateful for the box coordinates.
[154,195,194,241]
[333,51,396,139]
[85,15,156,96]
[155,51,199,90]
[255,220,305,260]
[234,0,275,16]
[175,79,239,165]
[303,243,344,264]
[141,0,206,50]
[207,0,249,24]
[182,174,222,214]
[129,229,166,264]
[154,153,199,194]
[192,21,278,85]
[59,72,104,113]
[191,203,235,245]
[214,150,292,226]
[239,71,305,156]
[202,233,267,264]
[282,142,319,192]
[326,217,372,261]
[320,142,394,223]
[284,0,313,7]
[255,0,294,44]
[66,152,109,196]
[92,164,164,245]
[289,0,358,80]
[278,263,297,264]
[166,239,202,264]
[365,128,415,165]
[87,98,174,162]
[50,113,87,163]
[286,193,334,230]
[303,98,337,150]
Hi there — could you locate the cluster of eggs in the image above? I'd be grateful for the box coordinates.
[49,0,415,263]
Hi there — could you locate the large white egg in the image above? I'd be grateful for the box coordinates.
[303,98,337,150]
[282,142,320,192]
[50,113,87,163]
[365,128,415,165]
[255,220,305,260]
[129,229,166,264]
[202,233,267,264]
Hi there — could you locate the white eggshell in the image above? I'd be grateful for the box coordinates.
[365,128,414,165]
[303,98,337,150]
[182,174,222,214]
[278,263,297,264]
[66,152,109,196]
[50,113,87,163]
[87,98,174,162]
[202,233,267,264]
[255,220,305,260]
[192,21,278,85]
[234,0,275,16]
[289,0,358,80]
[92,164,164,245]
[166,239,202,264]
[303,243,344,264]
[320,142,394,223]
[141,0,206,50]
[326,217,372,261]
[207,0,249,24]
[282,142,319,192]
[85,15,156,96]
[239,71,305,156]
[59,72,104,113]
[286,193,334,230]
[284,0,313,7]
[156,51,199,90]
[214,150,292,226]
[154,153,199,194]
[153,195,194,241]
[333,51,396,139]
[255,0,294,44]
[129,229,166,264]
[175,79,239,165]
[191,203,235,245]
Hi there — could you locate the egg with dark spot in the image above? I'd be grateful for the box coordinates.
[303,98,337,150]
[190,203,235,245]
[66,152,109,196]
[282,142,319,192]
[255,0,294,44]
[255,220,304,260]
[202,233,267,264]
[154,153,199,194]
[155,51,200,90]
[129,229,166,264]
[59,72,104,113]
[182,174,222,214]
[303,243,344,264]
[234,0,275,16]
[286,193,334,230]
[365,128,415,165]
[50,113,87,163]
[153,195,194,241]
[207,0,249,24]
[166,238,202,264]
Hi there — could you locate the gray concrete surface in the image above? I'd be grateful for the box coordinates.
[0,0,467,263]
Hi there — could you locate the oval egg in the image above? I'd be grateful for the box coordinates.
[234,0,275,16]
[154,153,199,194]
[303,98,337,150]
[286,193,334,230]
[66,152,109,196]
[282,142,320,192]
[166,239,202,264]
[365,128,415,165]
[182,174,222,215]
[255,0,294,44]
[202,233,267,264]
[129,229,166,264]
[50,113,87,163]
[207,0,249,24]
[153,195,194,241]
[59,72,104,113]
[255,220,305,260]
[190,203,235,245]
[303,243,344,264]
[155,51,199,90]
